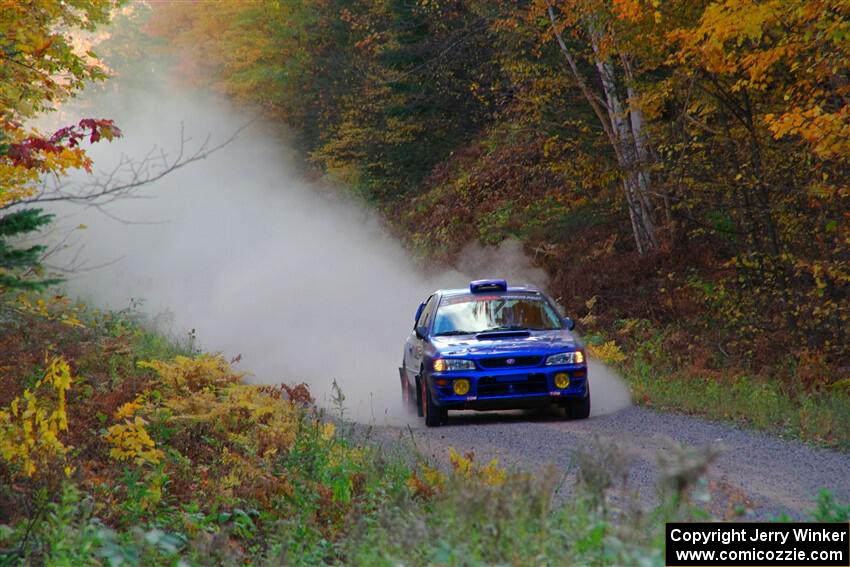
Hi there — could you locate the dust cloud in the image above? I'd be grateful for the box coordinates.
[39,76,630,424]
[586,359,632,416]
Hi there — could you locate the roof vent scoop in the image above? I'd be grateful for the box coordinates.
[470,279,507,293]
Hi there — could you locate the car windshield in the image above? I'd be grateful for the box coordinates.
[432,294,562,335]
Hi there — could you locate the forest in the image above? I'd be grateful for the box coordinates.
[143,0,850,431]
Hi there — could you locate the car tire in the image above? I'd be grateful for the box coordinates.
[422,378,447,427]
[563,383,591,420]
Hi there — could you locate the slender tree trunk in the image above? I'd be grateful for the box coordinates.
[545,2,658,254]
[622,55,669,225]
[590,31,658,253]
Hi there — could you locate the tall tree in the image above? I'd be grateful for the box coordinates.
[529,0,661,254]
[668,0,850,356]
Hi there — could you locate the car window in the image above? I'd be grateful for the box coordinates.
[432,294,562,335]
[416,295,436,329]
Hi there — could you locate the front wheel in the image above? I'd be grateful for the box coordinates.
[563,383,591,420]
[421,378,447,427]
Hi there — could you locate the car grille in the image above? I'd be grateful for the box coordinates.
[478,356,543,369]
[477,374,548,397]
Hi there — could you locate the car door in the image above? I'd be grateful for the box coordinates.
[405,294,436,381]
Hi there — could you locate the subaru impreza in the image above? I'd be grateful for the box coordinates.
[399,279,589,426]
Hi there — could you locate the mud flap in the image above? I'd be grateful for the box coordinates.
[398,367,409,403]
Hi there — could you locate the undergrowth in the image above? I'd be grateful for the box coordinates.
[581,314,850,450]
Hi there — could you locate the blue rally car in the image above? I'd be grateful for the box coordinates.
[400,279,590,426]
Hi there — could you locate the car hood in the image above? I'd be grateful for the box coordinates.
[431,330,580,357]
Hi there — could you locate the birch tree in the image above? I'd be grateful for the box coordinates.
[535,0,659,254]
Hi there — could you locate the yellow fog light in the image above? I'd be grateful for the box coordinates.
[554,373,570,389]
[453,379,470,396]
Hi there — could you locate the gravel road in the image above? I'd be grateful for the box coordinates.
[370,367,850,520]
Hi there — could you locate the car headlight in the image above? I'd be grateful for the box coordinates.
[433,358,476,372]
[545,351,585,365]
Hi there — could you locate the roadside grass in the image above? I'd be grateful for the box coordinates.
[628,370,850,450]
[584,323,850,451]
[1,292,848,565]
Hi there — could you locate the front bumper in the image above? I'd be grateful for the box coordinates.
[427,365,588,410]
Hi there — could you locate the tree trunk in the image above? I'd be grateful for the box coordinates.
[590,32,658,253]
[545,2,658,254]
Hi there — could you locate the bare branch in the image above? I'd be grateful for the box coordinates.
[1,121,251,212]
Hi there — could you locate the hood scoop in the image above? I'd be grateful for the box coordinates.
[475,330,531,340]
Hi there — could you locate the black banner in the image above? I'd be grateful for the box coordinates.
[666,522,849,566]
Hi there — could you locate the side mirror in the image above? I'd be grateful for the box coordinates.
[415,326,428,340]
[562,317,575,331]
[414,302,425,324]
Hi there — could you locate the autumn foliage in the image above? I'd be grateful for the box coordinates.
[147,0,849,379]
[0,300,405,562]
[0,357,73,479]
[0,0,123,291]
